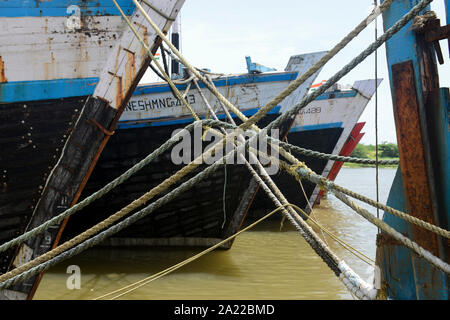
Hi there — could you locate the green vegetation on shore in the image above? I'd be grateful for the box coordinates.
[344,142,399,168]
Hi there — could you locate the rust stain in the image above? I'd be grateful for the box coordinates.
[0,56,7,83]
[133,24,149,58]
[43,52,56,81]
[115,75,123,109]
[391,61,440,256]
[124,51,136,96]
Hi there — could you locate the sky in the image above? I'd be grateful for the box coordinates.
[141,0,449,145]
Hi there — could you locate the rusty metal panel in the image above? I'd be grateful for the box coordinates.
[391,60,440,256]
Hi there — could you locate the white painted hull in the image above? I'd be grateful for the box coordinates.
[122,74,293,122]
[120,51,328,124]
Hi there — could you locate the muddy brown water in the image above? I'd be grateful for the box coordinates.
[34,167,396,300]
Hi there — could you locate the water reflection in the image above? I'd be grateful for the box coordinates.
[34,167,397,300]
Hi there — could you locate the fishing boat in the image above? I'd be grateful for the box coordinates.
[57,51,330,247]
[0,0,187,300]
[0,0,446,302]
[0,0,334,299]
[57,69,381,248]
[244,79,381,219]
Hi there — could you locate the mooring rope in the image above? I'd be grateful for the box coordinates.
[274,138,399,165]
[129,0,416,169]
[0,0,438,299]
[0,121,268,287]
[198,119,449,242]
[0,140,241,289]
[264,0,433,132]
[245,148,339,273]
[0,123,374,300]
[243,161,376,299]
[294,164,331,248]
[262,153,450,277]
[96,173,375,301]
[248,144,450,278]
[204,75,237,125]
[239,0,395,130]
[0,122,200,255]
[374,0,381,230]
[282,163,450,240]
[334,190,450,274]
[133,0,407,178]
[206,119,450,240]
[114,0,200,121]
[92,203,299,300]
[139,0,175,21]
[0,123,245,285]
[293,166,450,275]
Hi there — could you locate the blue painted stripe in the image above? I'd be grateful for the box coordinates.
[0,72,297,104]
[0,0,135,17]
[116,106,282,130]
[0,78,99,103]
[133,72,298,96]
[314,90,357,100]
[447,0,449,26]
[289,122,343,132]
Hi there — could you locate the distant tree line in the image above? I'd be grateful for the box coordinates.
[351,142,399,159]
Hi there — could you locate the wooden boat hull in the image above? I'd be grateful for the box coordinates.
[0,0,185,300]
[59,79,380,247]
[58,52,328,246]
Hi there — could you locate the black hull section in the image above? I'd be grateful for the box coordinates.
[0,97,84,274]
[60,114,291,247]
[1,99,343,260]
[1,94,120,299]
